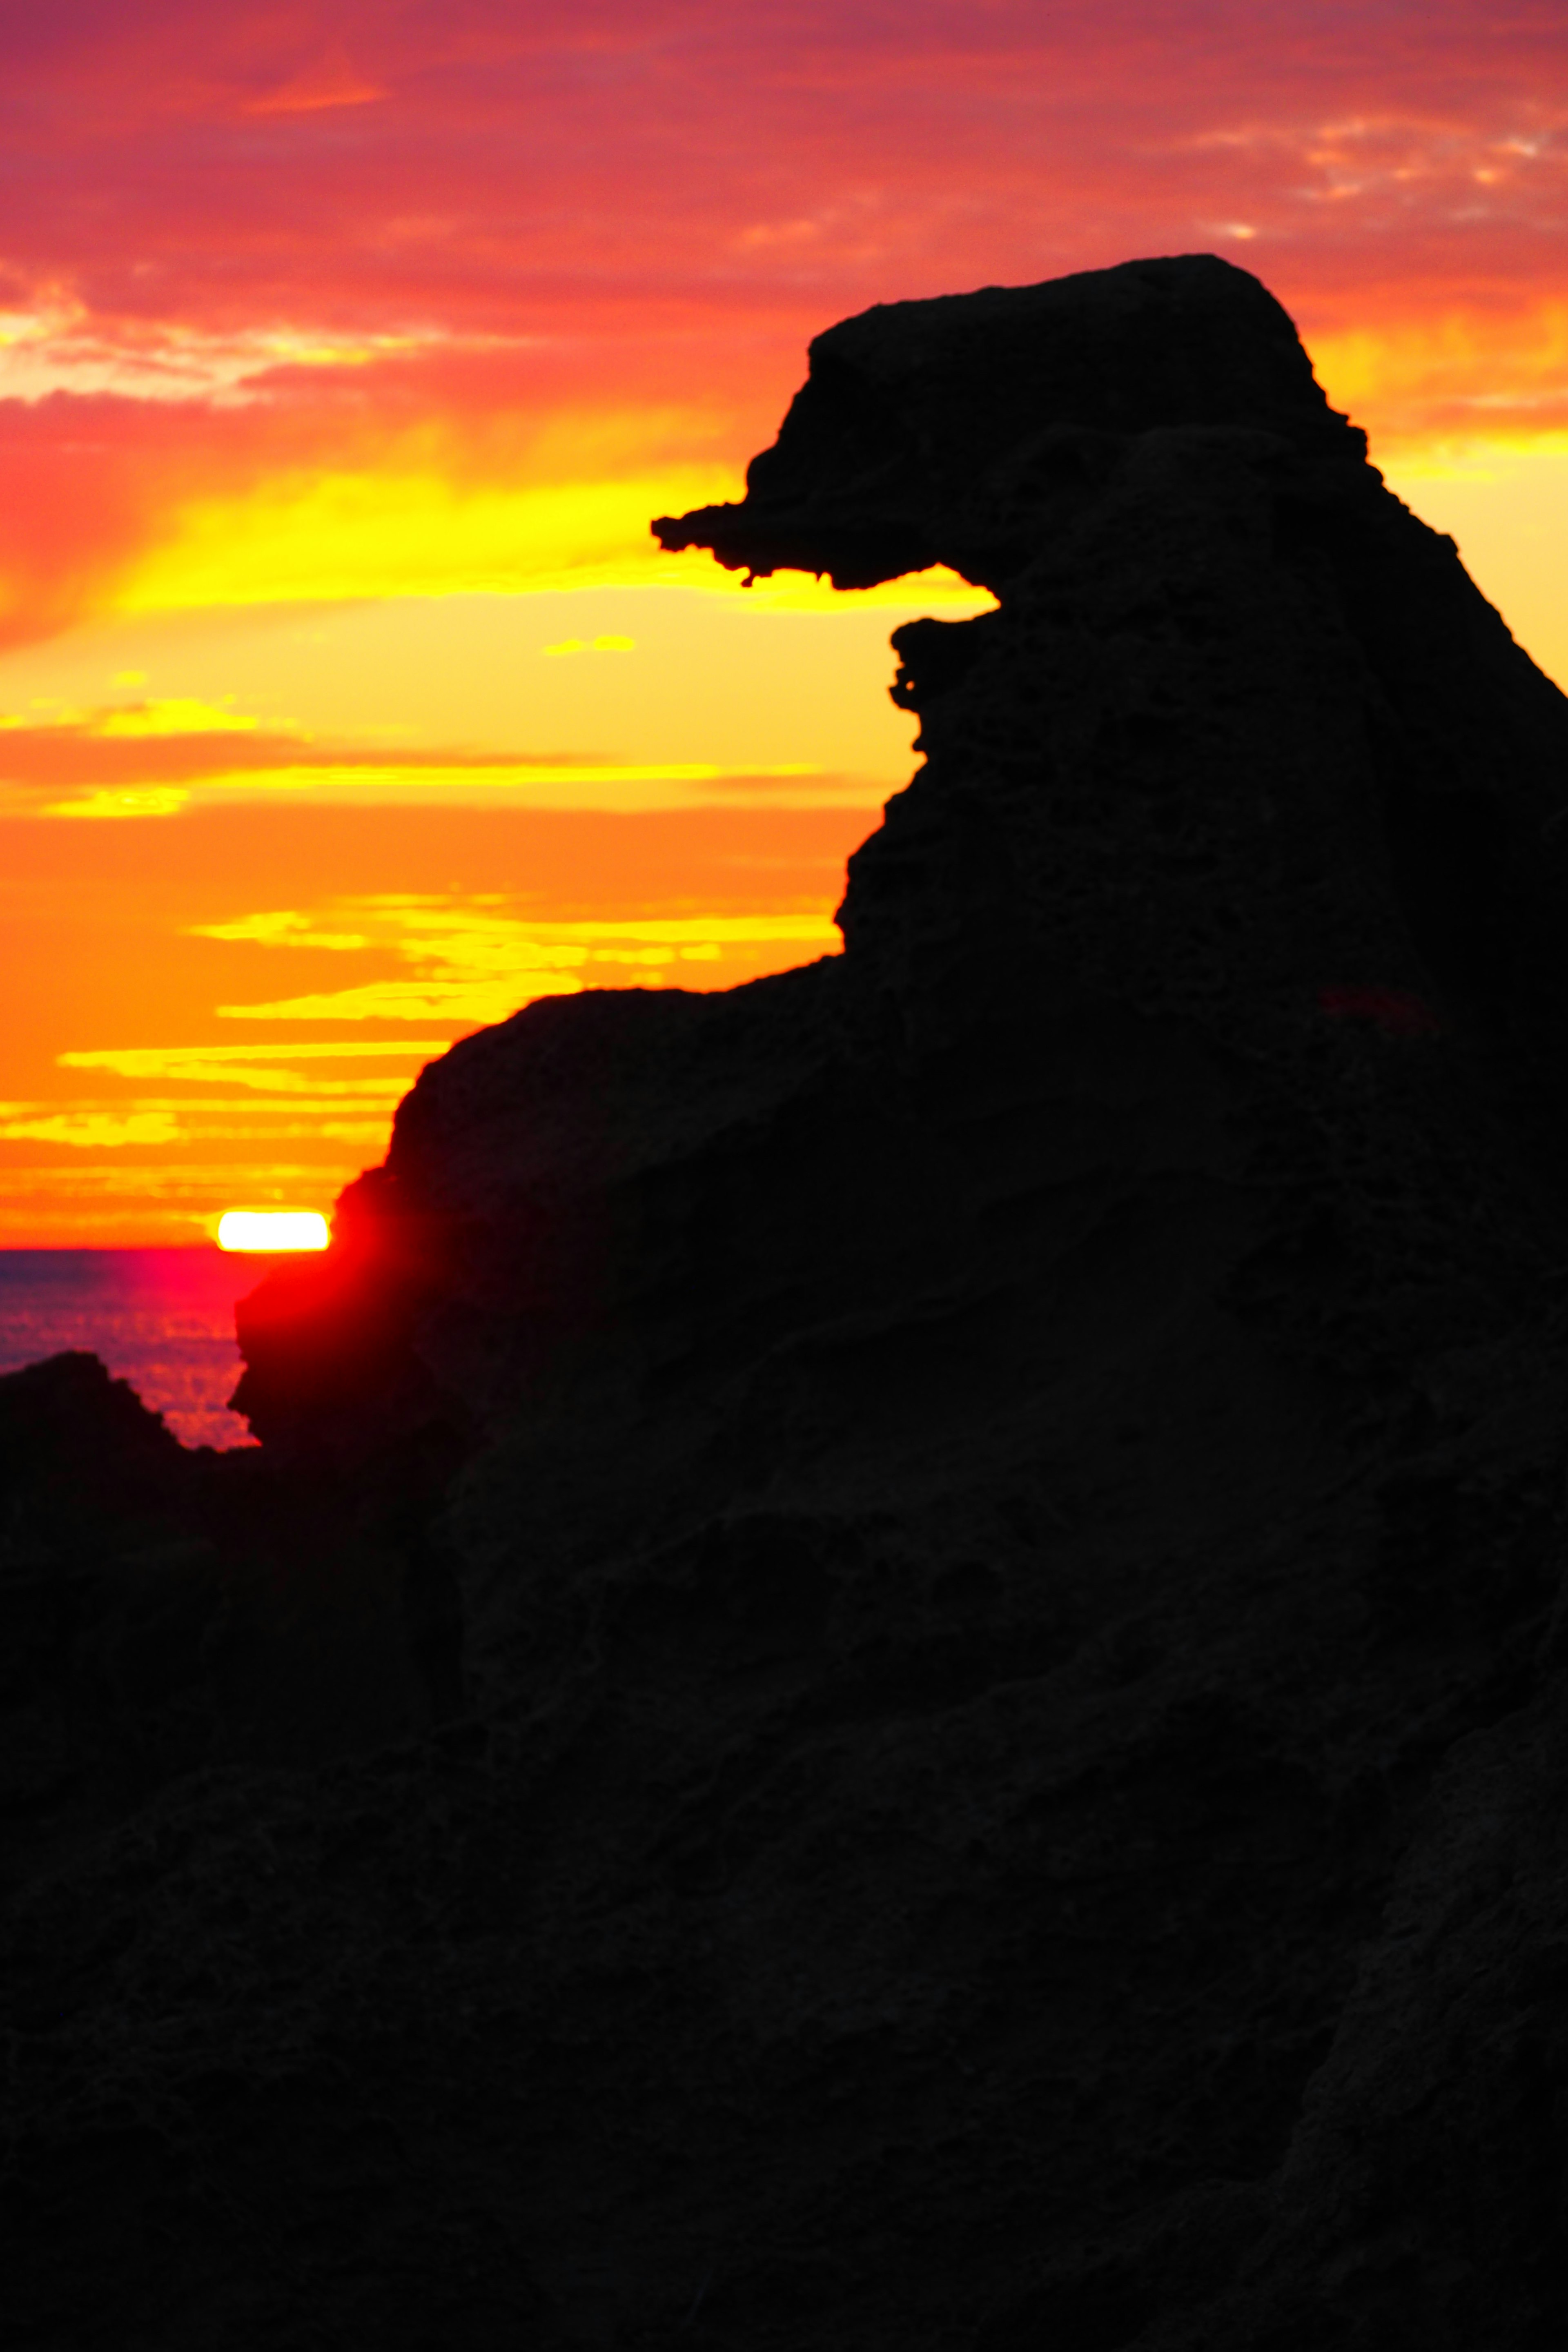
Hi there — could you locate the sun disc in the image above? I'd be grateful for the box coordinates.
[218,1209,330,1252]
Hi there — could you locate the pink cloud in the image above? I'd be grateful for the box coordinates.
[2,5,1559,322]
[243,41,387,115]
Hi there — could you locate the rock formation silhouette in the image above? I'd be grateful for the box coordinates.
[5,255,1568,2349]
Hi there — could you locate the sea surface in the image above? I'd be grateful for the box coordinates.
[0,1249,296,1448]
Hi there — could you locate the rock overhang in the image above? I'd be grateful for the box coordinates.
[653,252,1368,592]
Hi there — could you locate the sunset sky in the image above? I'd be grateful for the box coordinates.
[2,0,1566,1243]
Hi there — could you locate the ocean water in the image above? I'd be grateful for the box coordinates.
[0,1249,296,1448]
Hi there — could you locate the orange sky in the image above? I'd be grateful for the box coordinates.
[2,1,1566,1241]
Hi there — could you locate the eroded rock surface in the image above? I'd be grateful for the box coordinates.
[5,255,1568,2349]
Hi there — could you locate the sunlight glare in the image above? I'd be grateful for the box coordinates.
[218,1208,330,1252]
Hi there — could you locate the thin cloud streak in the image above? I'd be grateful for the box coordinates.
[0,699,847,814]
[203,892,843,1022]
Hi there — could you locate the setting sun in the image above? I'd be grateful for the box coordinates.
[217,1209,329,1252]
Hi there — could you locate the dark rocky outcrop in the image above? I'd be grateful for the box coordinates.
[0,1352,441,1852]
[5,254,1568,2348]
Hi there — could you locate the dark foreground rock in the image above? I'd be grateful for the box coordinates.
[5,255,1568,2349]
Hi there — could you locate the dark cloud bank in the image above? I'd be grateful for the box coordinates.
[6,255,1568,2348]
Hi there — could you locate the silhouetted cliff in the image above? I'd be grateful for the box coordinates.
[5,256,1568,2349]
